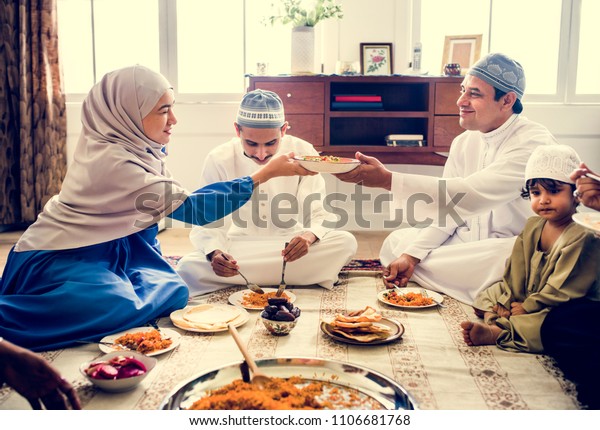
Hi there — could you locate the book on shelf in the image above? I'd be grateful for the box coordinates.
[384,134,424,141]
[331,101,384,110]
[386,139,426,147]
[333,94,382,102]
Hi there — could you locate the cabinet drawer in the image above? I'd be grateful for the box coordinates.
[433,116,463,147]
[254,82,325,114]
[435,82,461,115]
[286,114,324,147]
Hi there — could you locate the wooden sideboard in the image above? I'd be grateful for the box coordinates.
[248,75,464,165]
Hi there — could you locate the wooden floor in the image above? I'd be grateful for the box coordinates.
[0,229,387,270]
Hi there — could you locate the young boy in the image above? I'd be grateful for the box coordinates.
[461,145,600,352]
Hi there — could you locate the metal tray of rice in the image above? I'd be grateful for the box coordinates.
[159,356,417,410]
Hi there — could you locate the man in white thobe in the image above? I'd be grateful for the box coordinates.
[335,53,558,304]
[177,90,357,296]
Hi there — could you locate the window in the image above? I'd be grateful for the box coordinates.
[57,0,288,99]
[175,0,244,94]
[57,0,160,95]
[419,0,597,103]
[574,0,600,96]
[489,0,562,96]
[420,0,489,78]
[57,0,598,103]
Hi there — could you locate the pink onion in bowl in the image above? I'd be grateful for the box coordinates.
[80,351,157,392]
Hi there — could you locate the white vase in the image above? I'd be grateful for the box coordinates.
[291,26,315,74]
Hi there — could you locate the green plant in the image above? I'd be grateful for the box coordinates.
[263,0,344,27]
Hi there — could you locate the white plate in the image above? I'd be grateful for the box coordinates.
[99,327,181,357]
[170,304,249,333]
[294,156,360,174]
[377,287,444,309]
[228,288,297,310]
[573,212,600,233]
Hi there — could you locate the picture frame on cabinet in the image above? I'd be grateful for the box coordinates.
[360,43,393,75]
[441,34,482,75]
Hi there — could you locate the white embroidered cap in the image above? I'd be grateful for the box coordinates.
[525,144,581,184]
[236,89,285,129]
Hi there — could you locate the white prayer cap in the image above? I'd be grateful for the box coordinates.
[236,89,285,129]
[525,145,581,184]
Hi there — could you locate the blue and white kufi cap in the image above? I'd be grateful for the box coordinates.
[236,89,285,129]
[468,53,526,100]
[525,145,581,184]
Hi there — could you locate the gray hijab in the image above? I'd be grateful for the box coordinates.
[16,65,189,251]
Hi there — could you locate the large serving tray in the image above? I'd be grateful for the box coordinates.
[160,356,417,410]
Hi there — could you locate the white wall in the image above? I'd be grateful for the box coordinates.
[64,0,600,231]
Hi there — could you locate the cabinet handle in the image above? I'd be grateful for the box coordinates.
[286,93,292,98]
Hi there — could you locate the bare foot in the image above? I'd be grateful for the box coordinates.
[460,321,501,346]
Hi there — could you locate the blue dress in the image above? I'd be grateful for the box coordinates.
[0,178,253,351]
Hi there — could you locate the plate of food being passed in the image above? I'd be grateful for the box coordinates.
[294,155,360,174]
[228,288,297,310]
[378,287,444,309]
[572,212,600,234]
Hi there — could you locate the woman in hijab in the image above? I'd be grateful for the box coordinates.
[0,65,312,352]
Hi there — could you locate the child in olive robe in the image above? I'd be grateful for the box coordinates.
[461,145,600,352]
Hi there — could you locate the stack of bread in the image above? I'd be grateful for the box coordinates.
[326,306,391,342]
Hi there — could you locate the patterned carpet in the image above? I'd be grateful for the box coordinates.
[0,272,580,410]
[164,255,384,273]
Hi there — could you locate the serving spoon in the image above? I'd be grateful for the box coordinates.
[222,254,264,294]
[227,323,271,389]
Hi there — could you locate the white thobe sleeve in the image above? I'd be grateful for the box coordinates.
[391,141,539,227]
[396,144,460,260]
[188,153,233,256]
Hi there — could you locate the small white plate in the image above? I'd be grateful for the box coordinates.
[170,304,249,333]
[228,288,297,310]
[377,287,444,309]
[99,327,181,357]
[294,156,360,174]
[572,212,600,234]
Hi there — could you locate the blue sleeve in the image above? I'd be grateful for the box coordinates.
[168,176,254,226]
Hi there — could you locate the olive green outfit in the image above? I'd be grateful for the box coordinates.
[473,216,600,353]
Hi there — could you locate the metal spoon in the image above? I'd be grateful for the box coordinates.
[222,254,264,294]
[419,288,447,308]
[276,242,289,297]
[227,323,271,389]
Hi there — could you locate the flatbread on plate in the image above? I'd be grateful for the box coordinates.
[330,326,391,343]
[171,304,242,330]
[183,304,240,324]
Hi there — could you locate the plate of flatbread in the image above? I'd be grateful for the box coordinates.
[320,306,404,345]
[170,304,249,333]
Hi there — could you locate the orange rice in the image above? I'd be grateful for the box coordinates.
[114,329,172,354]
[187,376,383,410]
[299,155,342,162]
[241,291,290,308]
[383,290,433,307]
